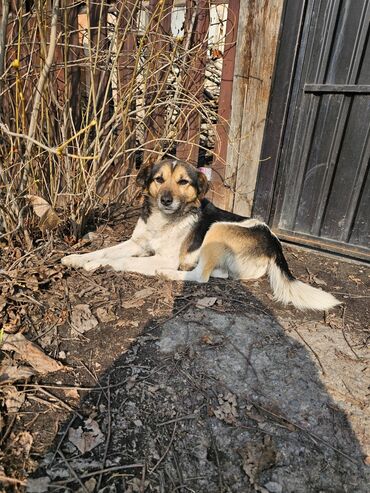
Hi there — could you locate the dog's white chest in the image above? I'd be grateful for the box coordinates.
[132,212,195,258]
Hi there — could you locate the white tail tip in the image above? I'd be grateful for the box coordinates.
[268,261,341,311]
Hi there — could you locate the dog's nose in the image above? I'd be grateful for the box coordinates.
[160,193,173,206]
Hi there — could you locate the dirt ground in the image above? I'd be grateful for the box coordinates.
[0,212,369,492]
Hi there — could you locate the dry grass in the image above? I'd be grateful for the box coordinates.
[0,0,229,243]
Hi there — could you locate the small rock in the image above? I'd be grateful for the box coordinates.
[264,481,283,493]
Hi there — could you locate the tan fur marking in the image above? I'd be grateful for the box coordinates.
[179,231,197,270]
[198,243,228,281]
[204,223,259,255]
[148,161,199,205]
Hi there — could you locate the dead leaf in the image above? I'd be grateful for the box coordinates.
[63,387,80,400]
[76,478,96,493]
[26,195,52,218]
[0,296,7,312]
[68,418,104,453]
[70,304,98,335]
[122,298,145,309]
[0,362,35,384]
[96,306,116,323]
[312,275,327,286]
[26,195,61,232]
[200,334,224,346]
[196,296,217,309]
[27,477,51,493]
[134,287,155,299]
[239,435,277,487]
[213,392,238,424]
[3,385,25,413]
[13,431,33,457]
[2,333,64,374]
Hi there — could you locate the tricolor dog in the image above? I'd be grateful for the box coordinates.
[62,159,340,311]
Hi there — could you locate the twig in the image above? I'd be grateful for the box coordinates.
[150,302,193,331]
[51,415,77,465]
[24,0,60,159]
[149,421,178,474]
[36,387,84,419]
[254,403,359,465]
[341,306,360,360]
[0,475,27,486]
[50,464,144,486]
[157,413,198,427]
[0,0,10,107]
[96,375,112,491]
[292,325,326,375]
[57,449,89,493]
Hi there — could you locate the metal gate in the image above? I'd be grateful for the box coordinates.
[254,0,370,261]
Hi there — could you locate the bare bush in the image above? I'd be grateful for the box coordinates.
[0,0,231,243]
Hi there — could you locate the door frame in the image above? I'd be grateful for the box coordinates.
[252,0,370,262]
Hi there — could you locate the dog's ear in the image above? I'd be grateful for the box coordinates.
[136,163,154,189]
[196,171,209,198]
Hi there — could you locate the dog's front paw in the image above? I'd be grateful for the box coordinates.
[156,268,182,280]
[61,253,93,269]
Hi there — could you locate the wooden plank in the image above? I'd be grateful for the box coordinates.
[176,0,210,164]
[252,0,307,222]
[225,0,284,216]
[210,0,240,208]
[65,2,83,128]
[304,83,370,93]
[143,0,174,164]
[89,0,110,126]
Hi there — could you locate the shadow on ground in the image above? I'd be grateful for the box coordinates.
[26,277,369,493]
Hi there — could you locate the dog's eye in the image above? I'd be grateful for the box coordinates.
[155,176,164,184]
[178,179,189,186]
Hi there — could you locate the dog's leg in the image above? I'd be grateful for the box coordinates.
[61,239,148,270]
[69,254,176,274]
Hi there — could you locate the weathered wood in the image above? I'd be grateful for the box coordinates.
[143,0,174,164]
[210,0,240,208]
[176,0,210,164]
[89,0,110,126]
[225,0,284,216]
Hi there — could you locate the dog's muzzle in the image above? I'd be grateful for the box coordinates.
[158,192,180,214]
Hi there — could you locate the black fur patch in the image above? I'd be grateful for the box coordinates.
[187,199,246,253]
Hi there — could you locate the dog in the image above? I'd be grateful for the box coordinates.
[62,159,340,311]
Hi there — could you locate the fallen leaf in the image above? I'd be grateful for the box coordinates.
[63,387,80,400]
[239,435,277,487]
[68,418,104,453]
[213,392,238,424]
[2,333,64,374]
[27,477,50,493]
[96,306,116,323]
[76,478,96,493]
[312,275,327,286]
[122,298,145,309]
[4,385,26,413]
[134,287,155,299]
[26,195,52,218]
[13,431,33,457]
[196,296,217,308]
[0,362,35,384]
[70,304,98,335]
[26,195,61,232]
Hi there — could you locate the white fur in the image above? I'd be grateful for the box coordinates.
[62,212,197,273]
[268,260,341,310]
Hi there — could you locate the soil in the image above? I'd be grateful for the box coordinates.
[0,211,369,493]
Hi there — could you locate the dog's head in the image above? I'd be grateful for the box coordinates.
[136,159,209,215]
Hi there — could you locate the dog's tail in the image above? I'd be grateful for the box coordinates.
[267,239,341,311]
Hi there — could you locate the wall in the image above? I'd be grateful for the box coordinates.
[224,0,284,216]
